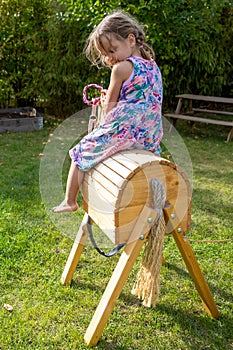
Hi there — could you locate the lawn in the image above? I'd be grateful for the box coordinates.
[0,116,232,350]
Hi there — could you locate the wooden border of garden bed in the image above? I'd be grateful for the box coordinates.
[0,107,43,133]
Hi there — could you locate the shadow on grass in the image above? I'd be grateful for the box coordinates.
[47,235,233,349]
[93,304,233,350]
[193,186,233,210]
[155,303,232,348]
[164,262,233,306]
[96,303,233,349]
[71,261,232,310]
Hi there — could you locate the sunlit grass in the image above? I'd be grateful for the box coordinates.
[0,118,232,349]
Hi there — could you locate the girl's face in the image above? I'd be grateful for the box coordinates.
[99,34,139,66]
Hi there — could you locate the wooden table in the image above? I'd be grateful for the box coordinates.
[164,94,233,142]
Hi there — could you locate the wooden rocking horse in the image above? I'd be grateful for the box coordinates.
[60,85,220,346]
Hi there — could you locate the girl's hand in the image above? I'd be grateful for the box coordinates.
[98,89,107,108]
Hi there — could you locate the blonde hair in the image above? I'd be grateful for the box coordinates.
[84,10,155,67]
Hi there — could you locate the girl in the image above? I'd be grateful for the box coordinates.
[53,10,163,213]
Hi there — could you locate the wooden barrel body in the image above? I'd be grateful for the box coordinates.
[82,150,191,244]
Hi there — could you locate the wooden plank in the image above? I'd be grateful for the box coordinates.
[118,172,149,208]
[0,107,37,115]
[87,205,116,230]
[227,127,233,143]
[101,157,133,179]
[0,116,43,133]
[175,98,183,114]
[164,206,220,319]
[93,162,125,187]
[83,177,117,208]
[84,206,157,346]
[61,213,89,285]
[89,169,121,197]
[176,94,233,104]
[111,152,140,172]
[117,204,144,226]
[164,113,233,126]
[192,108,233,116]
[121,150,156,167]
[114,220,138,244]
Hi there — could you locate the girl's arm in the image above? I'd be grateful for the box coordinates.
[105,61,133,114]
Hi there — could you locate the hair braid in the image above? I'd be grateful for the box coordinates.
[134,28,155,60]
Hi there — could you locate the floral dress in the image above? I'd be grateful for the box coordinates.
[70,56,163,171]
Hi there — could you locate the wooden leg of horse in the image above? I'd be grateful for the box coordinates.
[84,206,157,346]
[61,213,89,286]
[171,227,220,318]
[226,126,233,143]
[164,206,220,318]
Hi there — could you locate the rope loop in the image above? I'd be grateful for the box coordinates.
[83,84,104,106]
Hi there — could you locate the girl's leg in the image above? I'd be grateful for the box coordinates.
[53,161,84,213]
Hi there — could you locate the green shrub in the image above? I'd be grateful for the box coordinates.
[0,0,232,116]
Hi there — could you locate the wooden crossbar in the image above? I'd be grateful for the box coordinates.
[164,113,233,127]
[192,108,233,116]
[164,113,233,142]
[175,94,233,104]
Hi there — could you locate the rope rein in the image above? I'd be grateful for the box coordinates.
[83,84,104,106]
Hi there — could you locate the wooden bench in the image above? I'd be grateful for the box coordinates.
[164,94,233,142]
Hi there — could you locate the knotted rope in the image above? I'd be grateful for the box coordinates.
[132,178,166,307]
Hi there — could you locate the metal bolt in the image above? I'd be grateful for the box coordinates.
[177,227,182,233]
[147,217,153,223]
[139,235,145,240]
[171,213,176,219]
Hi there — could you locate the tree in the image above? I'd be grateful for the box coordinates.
[0,0,232,116]
[0,0,50,107]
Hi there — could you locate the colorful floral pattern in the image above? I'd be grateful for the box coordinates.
[70,56,163,171]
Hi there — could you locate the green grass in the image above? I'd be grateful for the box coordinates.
[0,117,232,349]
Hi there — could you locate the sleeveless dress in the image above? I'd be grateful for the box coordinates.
[70,56,163,171]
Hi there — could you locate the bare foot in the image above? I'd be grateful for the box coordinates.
[52,200,79,213]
